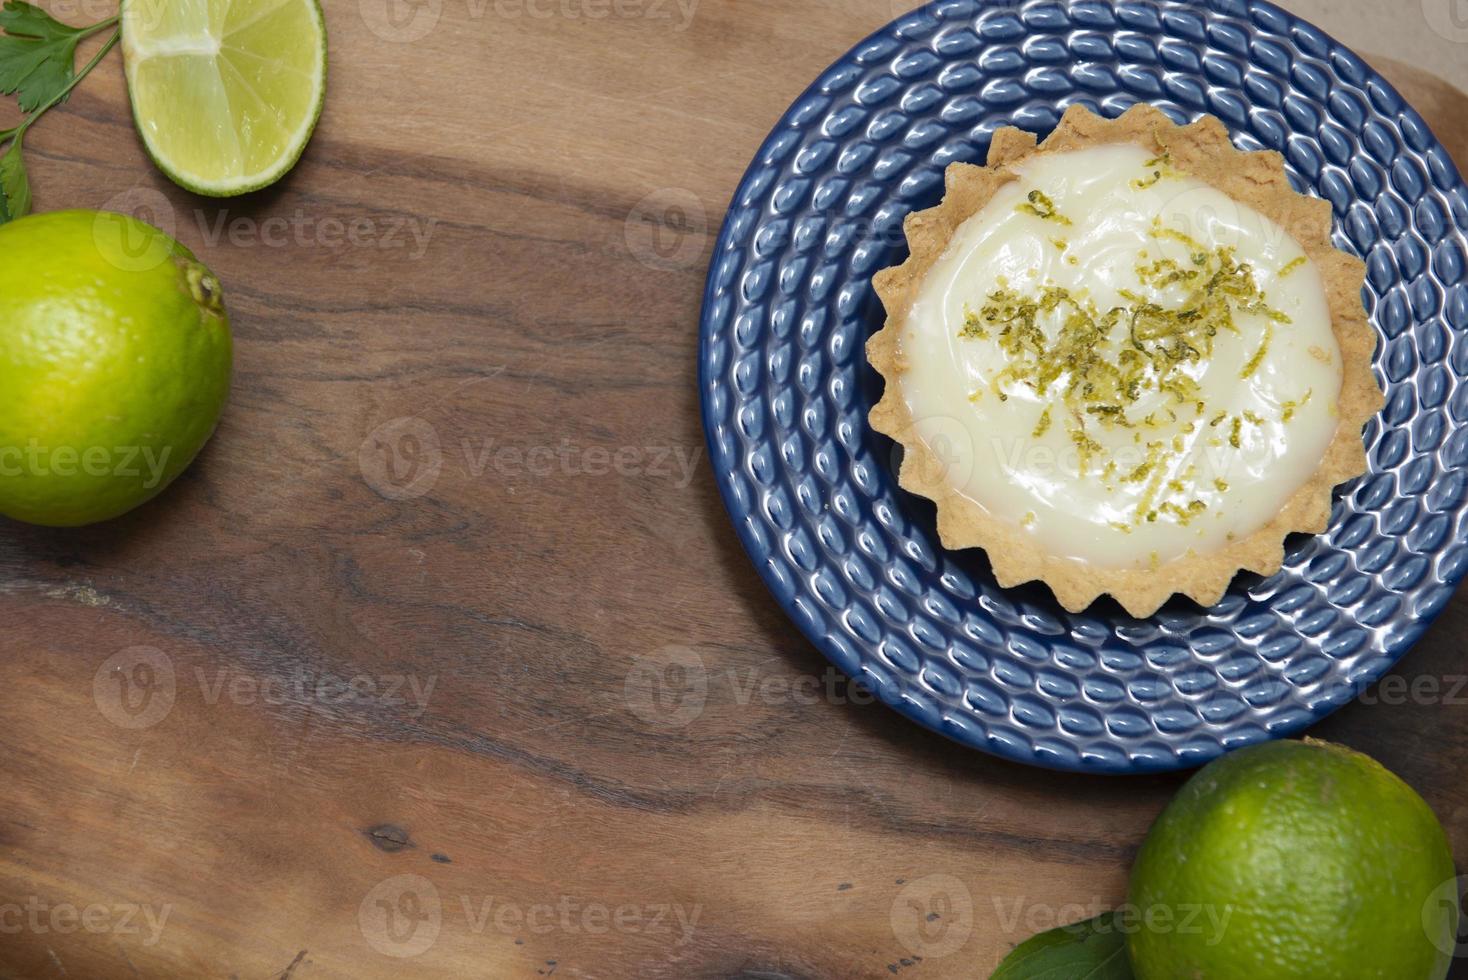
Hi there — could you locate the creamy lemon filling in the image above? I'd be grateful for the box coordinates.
[901,143,1342,569]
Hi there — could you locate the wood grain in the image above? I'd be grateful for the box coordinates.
[3,2,1468,977]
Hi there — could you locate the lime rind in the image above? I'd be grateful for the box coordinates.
[120,0,327,196]
[0,210,232,527]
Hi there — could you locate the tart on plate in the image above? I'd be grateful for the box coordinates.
[868,103,1383,618]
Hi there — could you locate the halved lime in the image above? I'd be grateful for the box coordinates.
[120,0,327,196]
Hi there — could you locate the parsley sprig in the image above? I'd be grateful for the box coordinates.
[0,1,120,222]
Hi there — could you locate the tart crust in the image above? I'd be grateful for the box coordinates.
[867,103,1383,617]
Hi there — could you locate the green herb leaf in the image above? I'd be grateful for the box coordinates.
[990,913,1134,980]
[0,134,29,223]
[0,0,87,112]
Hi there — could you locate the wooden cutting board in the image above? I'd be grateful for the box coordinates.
[2,3,1467,978]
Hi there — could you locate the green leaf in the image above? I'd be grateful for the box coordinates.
[0,136,30,223]
[990,913,1135,980]
[0,0,76,36]
[0,0,84,112]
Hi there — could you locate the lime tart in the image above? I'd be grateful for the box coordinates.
[868,104,1382,617]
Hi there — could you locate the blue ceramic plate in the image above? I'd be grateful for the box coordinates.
[699,0,1468,772]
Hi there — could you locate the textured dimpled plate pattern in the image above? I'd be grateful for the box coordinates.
[698,0,1468,772]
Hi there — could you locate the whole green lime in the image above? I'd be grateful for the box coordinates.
[0,210,231,526]
[1127,738,1458,980]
